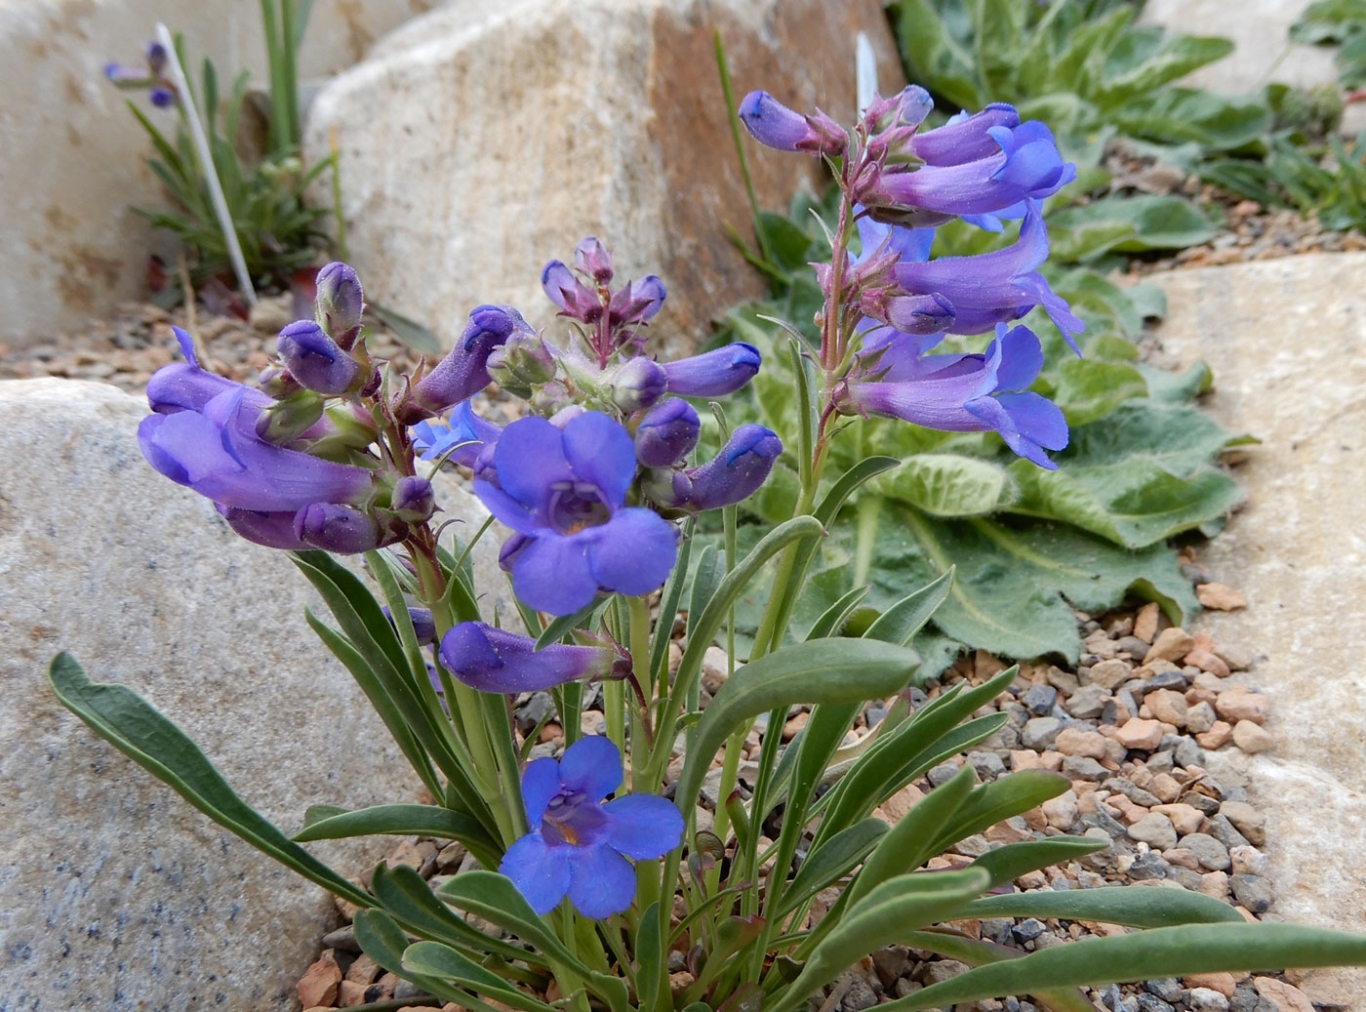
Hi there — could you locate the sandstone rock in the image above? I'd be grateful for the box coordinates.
[1231,720,1275,755]
[1115,718,1164,751]
[1133,602,1160,644]
[1153,803,1203,836]
[1184,972,1236,998]
[1041,791,1080,832]
[1185,700,1218,734]
[1144,628,1195,665]
[1184,648,1231,678]
[1252,976,1314,1012]
[298,952,343,1008]
[1055,727,1109,759]
[1146,688,1188,728]
[1084,658,1132,690]
[1195,721,1233,750]
[1219,801,1266,847]
[0,380,503,1009]
[1127,813,1177,850]
[304,0,904,358]
[1196,583,1248,611]
[1215,688,1269,725]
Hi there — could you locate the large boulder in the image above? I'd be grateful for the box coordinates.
[0,378,502,1010]
[1149,253,1366,1001]
[303,0,905,357]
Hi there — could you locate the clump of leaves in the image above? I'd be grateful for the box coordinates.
[1291,0,1366,88]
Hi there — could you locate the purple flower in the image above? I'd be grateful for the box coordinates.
[738,91,846,157]
[473,412,678,615]
[500,736,683,918]
[412,402,503,467]
[573,236,615,283]
[542,260,601,323]
[841,323,1068,469]
[890,205,1083,352]
[391,476,435,522]
[683,424,783,510]
[139,331,373,512]
[295,503,405,553]
[215,504,310,550]
[146,327,247,414]
[384,606,437,645]
[438,623,613,693]
[608,356,667,412]
[277,320,360,395]
[634,398,700,468]
[412,305,534,414]
[104,41,176,107]
[861,117,1075,223]
[607,275,666,329]
[660,343,761,397]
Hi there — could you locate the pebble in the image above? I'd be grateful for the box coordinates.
[1253,976,1315,1012]
[1022,683,1059,716]
[1196,583,1247,611]
[923,959,970,984]
[1144,628,1195,664]
[1042,791,1080,831]
[1146,689,1188,727]
[1185,701,1218,734]
[1186,972,1237,998]
[1145,979,1187,1003]
[927,760,963,787]
[1230,874,1275,913]
[967,750,1006,781]
[1184,649,1231,678]
[1056,727,1109,759]
[1134,603,1161,643]
[1195,721,1233,749]
[1230,846,1269,876]
[1127,813,1178,850]
[1232,720,1275,754]
[1215,688,1269,725]
[1021,716,1064,750]
[1188,987,1230,1011]
[1066,684,1109,719]
[1085,659,1133,690]
[298,953,342,1008]
[1152,803,1203,836]
[1178,833,1231,871]
[1219,802,1266,846]
[1115,718,1164,751]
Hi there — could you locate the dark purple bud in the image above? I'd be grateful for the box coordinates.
[215,504,309,550]
[438,622,613,693]
[413,305,532,413]
[146,41,168,73]
[277,319,359,395]
[738,91,846,157]
[608,275,666,328]
[685,425,782,511]
[315,262,365,345]
[392,476,435,522]
[661,342,761,397]
[634,398,700,468]
[609,356,667,412]
[148,87,175,107]
[382,605,437,645]
[573,236,614,284]
[294,503,402,554]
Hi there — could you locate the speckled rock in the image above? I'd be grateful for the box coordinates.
[0,379,501,1010]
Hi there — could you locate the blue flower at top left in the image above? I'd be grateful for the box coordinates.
[473,411,677,615]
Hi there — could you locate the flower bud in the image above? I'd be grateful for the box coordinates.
[382,605,437,645]
[608,356,667,413]
[391,476,435,522]
[486,331,558,397]
[541,260,601,322]
[294,503,405,554]
[258,365,302,399]
[215,504,308,549]
[315,261,365,346]
[438,622,614,693]
[608,275,667,329]
[146,41,168,74]
[413,305,534,414]
[661,342,761,397]
[277,319,360,395]
[254,389,326,445]
[738,91,846,157]
[573,236,614,284]
[641,468,692,510]
[634,398,700,468]
[149,87,176,108]
[684,425,782,511]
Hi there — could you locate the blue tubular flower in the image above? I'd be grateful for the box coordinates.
[660,343,761,397]
[295,503,405,553]
[438,623,613,693]
[842,324,1068,469]
[634,398,700,468]
[412,401,503,467]
[277,320,360,395]
[738,91,846,157]
[412,305,535,414]
[684,424,783,510]
[500,737,683,918]
[892,205,1084,353]
[872,119,1075,220]
[215,504,310,550]
[139,337,373,513]
[473,412,678,615]
[910,105,1021,165]
[608,275,667,329]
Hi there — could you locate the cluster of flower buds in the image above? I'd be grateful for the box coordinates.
[104,41,177,108]
[740,84,1084,468]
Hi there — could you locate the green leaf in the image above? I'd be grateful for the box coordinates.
[862,568,954,647]
[402,941,557,1012]
[1051,358,1149,426]
[436,870,586,972]
[963,884,1245,927]
[872,454,1014,517]
[880,924,1366,1011]
[970,837,1108,888]
[776,818,888,918]
[929,769,1070,853]
[636,902,664,1012]
[1048,195,1216,253]
[805,585,871,641]
[535,598,607,650]
[672,638,921,834]
[48,652,368,908]
[776,868,993,1012]
[293,803,500,867]
[353,909,469,1005]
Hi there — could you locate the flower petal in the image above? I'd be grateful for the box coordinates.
[500,833,570,915]
[602,794,685,860]
[557,736,623,803]
[587,509,678,597]
[493,416,571,508]
[561,411,636,509]
[510,532,599,615]
[522,757,562,828]
[566,843,637,919]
